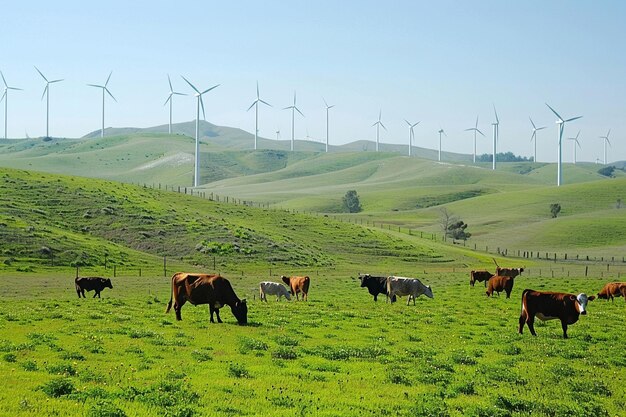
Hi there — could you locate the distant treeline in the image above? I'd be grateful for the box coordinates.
[477,152,533,162]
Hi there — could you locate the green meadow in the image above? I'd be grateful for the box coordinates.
[1,132,626,416]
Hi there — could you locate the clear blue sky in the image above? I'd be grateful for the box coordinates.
[2,0,625,163]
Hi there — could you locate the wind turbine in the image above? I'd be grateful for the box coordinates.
[0,71,23,140]
[529,117,546,163]
[87,72,116,138]
[599,130,611,165]
[34,67,63,139]
[464,116,484,163]
[164,74,186,135]
[567,131,582,164]
[275,129,280,140]
[405,119,420,157]
[545,103,582,186]
[323,98,334,153]
[372,110,386,152]
[181,75,219,187]
[438,127,447,162]
[283,91,304,151]
[247,81,271,150]
[491,105,499,170]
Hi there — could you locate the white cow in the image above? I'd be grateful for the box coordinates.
[386,276,434,305]
[259,281,292,302]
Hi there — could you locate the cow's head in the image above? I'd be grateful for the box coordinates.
[573,293,595,315]
[469,272,476,287]
[424,285,434,299]
[358,274,370,287]
[104,278,113,289]
[231,299,248,325]
[281,275,290,286]
[284,288,292,300]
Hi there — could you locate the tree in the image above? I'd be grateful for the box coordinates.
[447,220,471,241]
[342,190,362,213]
[550,203,561,218]
[439,208,457,242]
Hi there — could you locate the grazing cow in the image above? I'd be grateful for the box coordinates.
[597,282,626,302]
[281,275,310,301]
[358,273,396,302]
[166,273,247,325]
[259,281,291,302]
[519,289,595,338]
[386,276,434,306]
[486,275,515,298]
[75,276,113,298]
[496,267,524,278]
[469,270,494,287]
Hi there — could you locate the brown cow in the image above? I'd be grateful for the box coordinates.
[519,289,595,338]
[597,282,626,302]
[470,270,493,287]
[281,275,310,301]
[75,276,113,298]
[165,273,247,324]
[486,275,515,298]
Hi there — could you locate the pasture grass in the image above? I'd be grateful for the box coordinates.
[0,269,624,416]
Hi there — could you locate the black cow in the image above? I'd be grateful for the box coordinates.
[358,273,395,302]
[75,276,113,298]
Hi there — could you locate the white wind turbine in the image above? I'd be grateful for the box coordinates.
[323,98,334,153]
[545,103,582,187]
[599,130,611,165]
[529,117,546,163]
[438,127,446,162]
[275,129,280,140]
[87,72,116,138]
[181,75,219,187]
[491,105,499,170]
[404,119,420,156]
[0,71,23,140]
[164,74,186,135]
[567,131,581,164]
[283,91,304,151]
[247,82,271,150]
[465,115,484,163]
[34,67,63,139]
[372,110,386,152]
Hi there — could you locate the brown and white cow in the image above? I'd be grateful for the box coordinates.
[259,281,291,302]
[75,276,113,298]
[470,270,494,287]
[597,282,626,302]
[166,273,247,324]
[486,275,515,298]
[281,275,310,301]
[518,289,595,338]
[496,267,524,278]
[386,276,434,306]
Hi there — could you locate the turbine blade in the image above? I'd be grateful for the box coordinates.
[607,129,611,138]
[41,85,48,100]
[413,122,420,127]
[8,87,23,91]
[475,115,479,128]
[575,130,580,139]
[0,71,7,87]
[545,103,563,121]
[259,99,272,107]
[477,129,485,137]
[493,104,499,123]
[328,105,335,109]
[105,88,117,102]
[105,71,112,87]
[405,119,411,127]
[34,66,48,82]
[537,126,547,131]
[295,107,305,118]
[199,96,206,120]
[87,84,104,88]
[201,84,220,95]
[0,91,5,103]
[564,116,582,123]
[181,76,200,94]
[164,94,172,106]
[529,117,536,129]
[380,122,387,131]
[323,97,328,107]
[256,81,259,99]
[464,128,474,132]
[173,92,186,96]
[247,101,257,112]
[530,131,536,142]
[50,79,64,83]
[607,138,612,146]
[168,74,173,91]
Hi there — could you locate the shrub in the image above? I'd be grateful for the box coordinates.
[86,400,127,417]
[238,337,268,354]
[40,377,75,397]
[227,363,250,378]
[550,203,561,218]
[272,347,298,360]
[342,190,362,213]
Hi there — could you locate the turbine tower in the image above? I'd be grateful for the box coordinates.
[247,81,271,150]
[599,130,611,165]
[372,110,386,152]
[404,119,420,156]
[282,91,304,151]
[164,74,186,135]
[545,103,582,187]
[0,71,23,140]
[323,98,334,153]
[275,129,280,140]
[438,128,446,162]
[181,76,219,187]
[529,117,546,163]
[567,131,581,164]
[87,72,116,138]
[464,116,484,163]
[34,67,63,139]
[491,105,499,170]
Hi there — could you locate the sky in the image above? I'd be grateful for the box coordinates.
[1,0,625,163]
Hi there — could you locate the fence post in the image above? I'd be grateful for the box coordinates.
[76,266,79,278]
[163,256,167,277]
[585,266,588,277]
[113,265,116,278]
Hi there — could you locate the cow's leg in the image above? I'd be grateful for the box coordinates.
[518,313,525,334]
[561,320,569,339]
[526,315,537,336]
[505,290,511,299]
[93,290,99,298]
[484,280,487,288]
[214,307,222,323]
[76,288,81,298]
[304,292,308,301]
[373,294,378,302]
[174,298,185,321]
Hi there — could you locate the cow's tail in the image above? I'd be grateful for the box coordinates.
[492,257,500,268]
[386,276,392,303]
[165,273,178,314]
[303,277,310,294]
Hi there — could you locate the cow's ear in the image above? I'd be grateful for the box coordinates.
[241,299,247,304]
[588,295,596,301]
